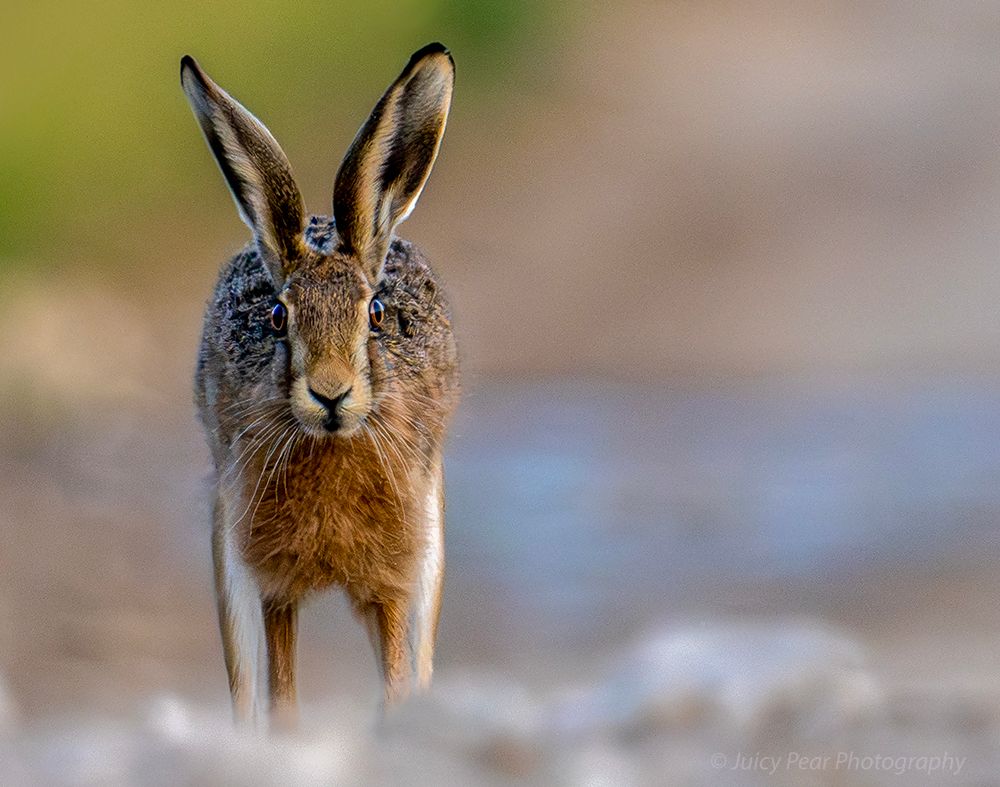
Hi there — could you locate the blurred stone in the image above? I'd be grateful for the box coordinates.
[548,621,884,742]
[392,670,544,749]
[473,734,542,779]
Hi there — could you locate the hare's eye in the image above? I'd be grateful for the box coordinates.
[369,297,386,330]
[270,302,288,336]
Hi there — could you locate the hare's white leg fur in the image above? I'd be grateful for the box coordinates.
[410,460,445,689]
[213,494,265,725]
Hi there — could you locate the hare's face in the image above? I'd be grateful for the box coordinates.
[279,255,379,438]
[182,45,454,437]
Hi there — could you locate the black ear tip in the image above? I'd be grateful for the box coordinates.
[180,55,214,95]
[410,42,453,68]
[180,55,199,82]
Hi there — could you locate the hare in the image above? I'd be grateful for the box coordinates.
[181,44,458,728]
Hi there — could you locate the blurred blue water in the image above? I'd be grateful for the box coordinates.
[443,378,1000,643]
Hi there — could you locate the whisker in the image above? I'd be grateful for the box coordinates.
[249,423,298,526]
[215,396,287,433]
[226,408,283,452]
[371,415,418,475]
[368,417,417,518]
[363,422,402,516]
[243,424,297,534]
[228,418,297,535]
[277,428,301,502]
[222,414,292,490]
[218,394,286,418]
[377,387,444,411]
[370,406,424,464]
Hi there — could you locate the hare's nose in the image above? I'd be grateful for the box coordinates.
[308,386,351,431]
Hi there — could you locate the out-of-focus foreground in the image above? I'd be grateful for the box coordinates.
[3,2,1000,784]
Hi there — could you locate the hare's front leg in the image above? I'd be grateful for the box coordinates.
[360,597,412,705]
[263,599,298,730]
[360,465,446,705]
[212,495,265,726]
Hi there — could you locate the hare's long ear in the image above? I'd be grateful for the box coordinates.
[333,43,454,282]
[181,56,305,284]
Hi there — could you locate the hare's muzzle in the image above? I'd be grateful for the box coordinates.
[289,373,368,438]
[308,386,351,432]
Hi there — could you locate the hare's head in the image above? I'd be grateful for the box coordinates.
[182,45,453,437]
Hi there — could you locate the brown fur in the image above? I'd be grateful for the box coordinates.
[183,45,457,728]
[263,601,297,729]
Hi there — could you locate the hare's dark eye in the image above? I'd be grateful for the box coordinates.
[369,297,386,330]
[270,302,287,336]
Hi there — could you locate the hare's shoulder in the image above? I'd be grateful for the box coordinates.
[381,237,450,314]
[196,245,278,408]
[205,246,277,354]
[213,245,278,315]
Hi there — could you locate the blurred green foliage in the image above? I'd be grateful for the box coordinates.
[1,0,563,270]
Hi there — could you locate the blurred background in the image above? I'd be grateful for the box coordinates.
[2,1,1000,783]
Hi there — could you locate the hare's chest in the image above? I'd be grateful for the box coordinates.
[239,443,417,601]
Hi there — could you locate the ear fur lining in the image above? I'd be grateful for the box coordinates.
[181,55,305,283]
[333,44,454,282]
